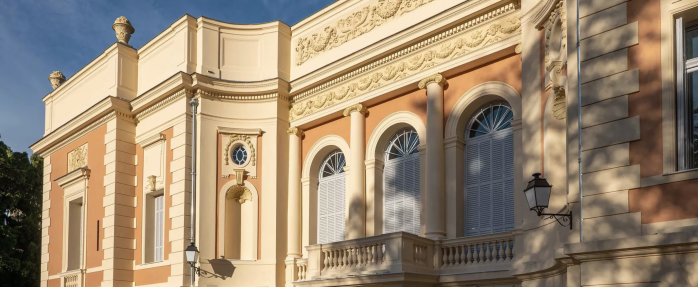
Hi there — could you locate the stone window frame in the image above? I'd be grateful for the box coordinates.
[55,168,91,273]
[661,0,698,176]
[138,134,167,265]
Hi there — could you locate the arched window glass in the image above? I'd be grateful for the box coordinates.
[318,150,346,244]
[383,128,420,235]
[464,102,515,237]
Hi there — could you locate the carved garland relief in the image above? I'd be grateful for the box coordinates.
[290,14,521,121]
[296,0,436,66]
[67,144,88,171]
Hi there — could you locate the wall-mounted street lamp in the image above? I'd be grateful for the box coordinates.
[185,243,200,276]
[524,173,573,229]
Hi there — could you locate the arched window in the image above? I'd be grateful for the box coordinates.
[318,150,346,244]
[383,128,420,235]
[464,102,515,237]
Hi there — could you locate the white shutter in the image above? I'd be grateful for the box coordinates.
[318,174,346,244]
[79,204,84,266]
[154,195,164,262]
[465,129,515,237]
[384,154,420,235]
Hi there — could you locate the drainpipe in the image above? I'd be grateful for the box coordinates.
[189,97,199,287]
[576,0,584,285]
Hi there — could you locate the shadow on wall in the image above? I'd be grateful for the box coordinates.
[203,258,236,280]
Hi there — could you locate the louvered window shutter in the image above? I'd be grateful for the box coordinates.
[318,174,346,244]
[154,195,164,262]
[465,130,515,237]
[384,154,420,235]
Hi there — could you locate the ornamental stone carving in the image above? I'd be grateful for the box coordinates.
[343,104,367,116]
[226,184,252,204]
[418,73,447,89]
[295,0,436,66]
[289,6,520,121]
[541,0,567,120]
[224,134,256,166]
[112,16,135,46]
[147,175,157,192]
[287,127,304,137]
[48,71,66,90]
[67,144,88,171]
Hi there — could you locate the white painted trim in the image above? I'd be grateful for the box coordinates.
[445,81,522,139]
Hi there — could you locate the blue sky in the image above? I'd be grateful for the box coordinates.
[0,0,336,154]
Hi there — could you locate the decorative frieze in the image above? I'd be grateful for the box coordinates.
[67,144,87,171]
[290,5,521,121]
[295,0,437,66]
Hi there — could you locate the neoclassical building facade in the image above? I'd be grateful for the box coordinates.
[31,0,698,286]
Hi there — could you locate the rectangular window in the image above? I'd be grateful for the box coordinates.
[676,17,698,170]
[66,198,83,271]
[154,195,164,262]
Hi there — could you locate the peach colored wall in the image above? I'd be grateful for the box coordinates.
[302,116,351,169]
[629,179,698,223]
[300,52,521,177]
[134,266,171,286]
[628,0,663,177]
[443,54,522,126]
[216,133,263,259]
[48,124,107,275]
[134,128,173,268]
[85,271,103,287]
[47,278,59,287]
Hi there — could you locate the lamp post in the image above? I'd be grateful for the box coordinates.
[188,97,199,286]
[523,173,573,229]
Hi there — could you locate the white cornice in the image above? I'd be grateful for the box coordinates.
[291,0,519,102]
[217,127,262,135]
[31,97,132,157]
[289,0,512,91]
[131,72,192,113]
[137,134,165,148]
[55,168,91,189]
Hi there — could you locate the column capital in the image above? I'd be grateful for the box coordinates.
[418,73,447,89]
[287,126,304,137]
[343,103,367,117]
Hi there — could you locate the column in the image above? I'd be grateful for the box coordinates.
[287,127,303,259]
[418,74,447,239]
[343,104,367,239]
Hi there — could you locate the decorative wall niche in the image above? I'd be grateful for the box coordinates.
[220,127,261,178]
[139,134,166,192]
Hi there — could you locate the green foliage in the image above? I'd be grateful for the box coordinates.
[0,135,43,286]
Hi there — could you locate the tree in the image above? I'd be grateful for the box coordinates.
[0,135,43,286]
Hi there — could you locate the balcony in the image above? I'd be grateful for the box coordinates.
[292,231,517,285]
[59,269,84,287]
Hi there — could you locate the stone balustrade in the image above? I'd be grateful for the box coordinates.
[60,270,83,287]
[439,231,516,272]
[296,231,517,282]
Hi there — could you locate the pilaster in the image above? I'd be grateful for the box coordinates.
[101,115,137,287]
[343,104,367,239]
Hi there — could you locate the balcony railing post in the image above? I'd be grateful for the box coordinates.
[433,239,443,269]
[305,245,322,279]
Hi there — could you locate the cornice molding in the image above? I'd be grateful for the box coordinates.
[290,0,512,91]
[137,134,165,148]
[218,127,262,135]
[31,97,131,157]
[196,89,289,102]
[289,3,521,122]
[130,72,191,112]
[55,168,91,189]
[295,0,437,66]
[291,0,519,103]
[135,89,191,121]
